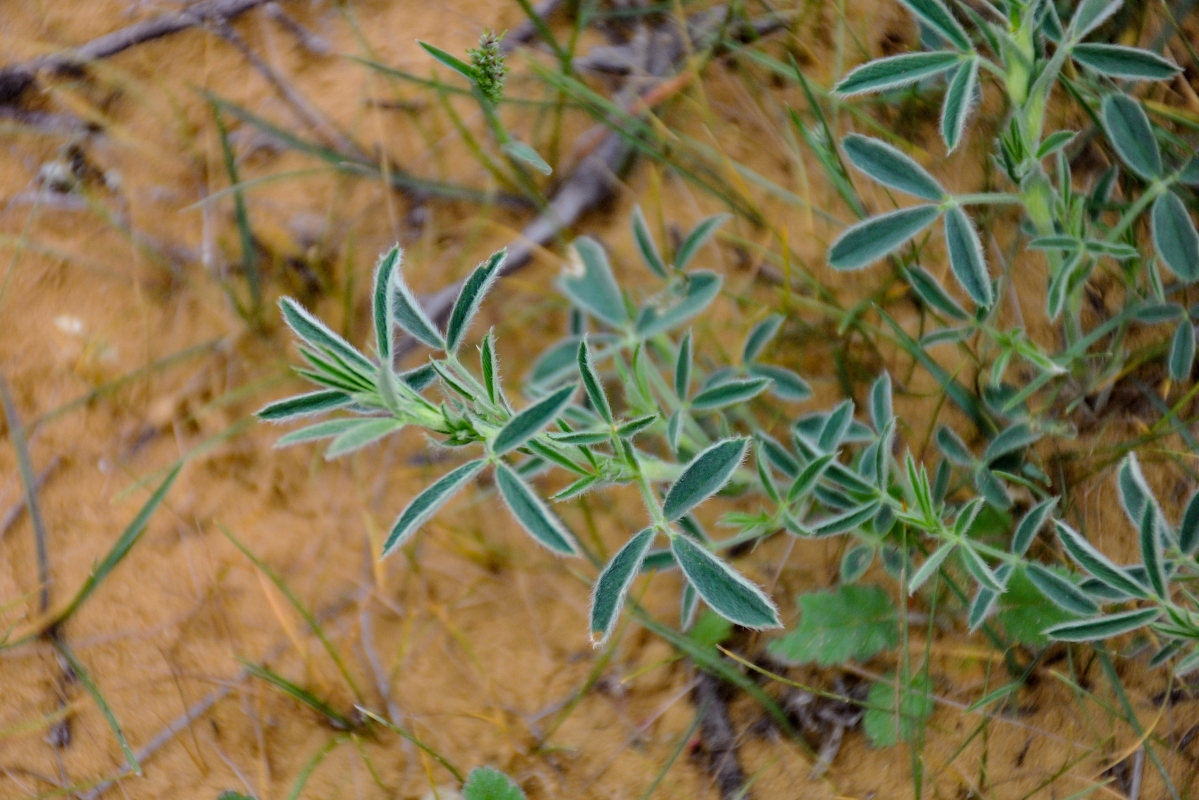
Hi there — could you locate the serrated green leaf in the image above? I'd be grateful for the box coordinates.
[1152,191,1199,282]
[691,377,771,411]
[863,673,934,747]
[590,528,655,644]
[462,766,527,800]
[501,140,552,174]
[663,438,749,521]
[829,205,941,270]
[1072,43,1181,81]
[492,384,576,455]
[382,459,486,556]
[835,51,962,96]
[1043,607,1161,642]
[632,205,668,278]
[562,237,628,327]
[1101,93,1162,180]
[257,389,351,422]
[940,57,978,152]
[768,585,898,666]
[670,534,780,629]
[674,214,731,270]
[495,462,577,555]
[944,205,992,307]
[841,134,945,201]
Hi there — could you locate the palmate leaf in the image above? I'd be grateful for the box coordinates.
[943,205,992,307]
[382,459,486,556]
[669,534,780,629]
[1071,43,1181,81]
[492,383,576,455]
[495,463,578,555]
[590,528,655,645]
[561,237,628,327]
[829,205,941,270]
[940,57,978,152]
[835,51,962,96]
[1151,191,1199,282]
[767,585,898,666]
[446,249,506,353]
[898,0,970,50]
[1101,93,1162,181]
[841,135,945,201]
[663,438,749,521]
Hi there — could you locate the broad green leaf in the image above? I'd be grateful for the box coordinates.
[561,237,628,327]
[1054,520,1149,598]
[898,0,970,49]
[324,418,403,459]
[390,255,446,349]
[492,383,576,455]
[869,372,893,432]
[748,363,812,401]
[636,271,722,337]
[904,266,969,320]
[829,205,941,270]
[1012,497,1058,556]
[1151,191,1199,281]
[663,438,749,521]
[446,249,506,353]
[257,389,351,422]
[418,40,476,81]
[632,205,667,278]
[495,463,577,555]
[501,140,552,175]
[944,206,992,307]
[835,51,962,96]
[670,534,780,628]
[1101,93,1162,180]
[940,57,978,152]
[1071,43,1181,81]
[577,338,612,424]
[691,377,771,410]
[462,766,527,800]
[382,459,486,555]
[1170,320,1196,381]
[373,245,400,363]
[279,297,376,376]
[674,214,731,270]
[767,585,898,666]
[743,314,784,362]
[590,528,655,644]
[841,134,945,201]
[1043,607,1161,642]
[1180,489,1199,555]
[863,673,934,747]
[675,331,692,399]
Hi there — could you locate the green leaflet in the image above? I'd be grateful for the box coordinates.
[1071,43,1181,81]
[501,140,552,175]
[1101,93,1162,180]
[675,331,692,398]
[589,528,655,644]
[636,271,723,337]
[257,389,351,422]
[1070,0,1121,39]
[279,297,377,376]
[561,237,628,327]
[768,585,898,666]
[983,423,1040,463]
[835,51,961,96]
[495,463,578,555]
[1053,520,1149,599]
[904,265,969,320]
[669,534,780,629]
[1043,607,1161,642]
[841,134,945,201]
[663,438,749,521]
[390,254,446,349]
[1012,497,1058,556]
[446,249,506,353]
[1151,191,1199,282]
[373,246,400,363]
[382,459,486,556]
[690,377,770,411]
[747,363,812,401]
[492,383,576,455]
[863,673,934,747]
[943,205,992,307]
[1169,320,1196,381]
[898,0,970,50]
[631,205,668,278]
[869,372,893,433]
[1140,503,1168,598]
[829,205,941,270]
[324,418,403,459]
[462,767,527,800]
[742,314,784,363]
[1180,489,1199,555]
[674,214,731,271]
[940,57,978,152]
[577,338,612,424]
[418,40,476,81]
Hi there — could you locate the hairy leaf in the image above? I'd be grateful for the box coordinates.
[944,205,992,307]
[590,529,655,645]
[383,459,486,556]
[446,249,505,353]
[836,51,962,95]
[495,463,577,555]
[829,205,941,270]
[1152,191,1199,282]
[842,134,945,201]
[670,534,780,629]
[663,438,749,521]
[1101,93,1162,180]
[493,384,576,455]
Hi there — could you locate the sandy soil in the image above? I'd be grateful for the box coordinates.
[2,2,1199,799]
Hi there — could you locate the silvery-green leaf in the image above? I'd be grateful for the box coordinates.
[1069,0,1122,39]
[446,249,505,353]
[1151,191,1199,281]
[663,438,749,521]
[1026,563,1099,615]
[615,414,657,439]
[1139,501,1167,598]
[835,51,962,96]
[825,461,877,495]
[383,459,486,556]
[680,584,699,630]
[974,466,1011,509]
[818,400,855,452]
[418,40,476,81]
[553,474,602,501]
[940,58,978,152]
[904,266,969,320]
[1071,43,1181,81]
[812,503,880,537]
[390,255,446,349]
[590,528,655,645]
[561,237,627,327]
[324,417,403,459]
[1170,320,1196,381]
[944,206,992,307]
[666,409,683,452]
[670,535,780,629]
[1054,520,1149,598]
[258,389,351,422]
[960,545,1002,592]
[1036,130,1077,161]
[547,429,609,445]
[636,271,723,337]
[373,246,400,363]
[675,331,692,399]
[898,0,970,49]
[755,445,781,504]
[1043,607,1160,642]
[401,362,437,392]
[869,372,893,432]
[841,544,875,583]
[674,214,731,271]
[757,432,798,479]
[279,297,377,376]
[480,330,501,405]
[632,205,668,278]
[527,336,584,387]
[829,205,941,270]
[495,462,578,555]
[577,338,612,424]
[1012,497,1058,556]
[1180,489,1199,555]
[1101,93,1162,180]
[743,314,784,362]
[274,418,364,448]
[787,453,836,503]
[492,383,576,455]
[745,364,808,401]
[691,377,771,411]
[909,543,954,594]
[501,140,552,175]
[841,134,945,201]
[983,423,1040,463]
[1175,649,1199,676]
[1117,452,1160,531]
